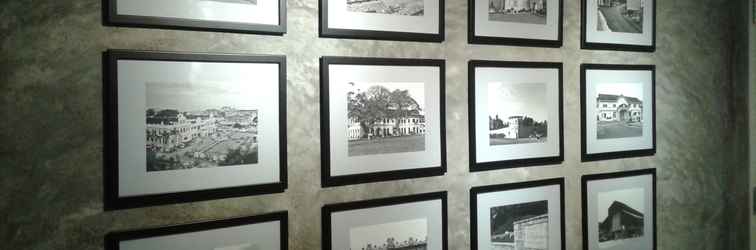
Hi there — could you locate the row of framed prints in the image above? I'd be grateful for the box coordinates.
[104,0,656,51]
[103,50,655,210]
[106,169,657,250]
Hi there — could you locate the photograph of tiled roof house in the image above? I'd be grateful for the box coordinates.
[598,201,644,243]
[595,83,644,139]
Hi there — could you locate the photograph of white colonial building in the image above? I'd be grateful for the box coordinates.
[488,0,547,25]
[596,94,643,123]
[595,82,644,140]
[488,82,549,146]
[347,116,425,140]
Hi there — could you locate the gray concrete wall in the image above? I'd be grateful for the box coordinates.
[0,0,749,249]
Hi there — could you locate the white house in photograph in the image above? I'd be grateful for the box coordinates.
[489,115,524,139]
[146,113,218,152]
[489,0,546,13]
[347,115,426,140]
[596,94,643,122]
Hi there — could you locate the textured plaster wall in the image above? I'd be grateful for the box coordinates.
[750,0,756,248]
[0,0,749,249]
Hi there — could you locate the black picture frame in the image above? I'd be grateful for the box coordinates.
[580,0,656,52]
[580,63,656,162]
[322,191,448,250]
[103,0,286,35]
[468,0,564,47]
[320,56,447,187]
[105,211,288,250]
[581,168,657,250]
[319,0,445,42]
[103,50,287,210]
[470,178,566,250]
[468,60,564,172]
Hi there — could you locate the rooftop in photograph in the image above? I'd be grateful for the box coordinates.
[597,94,642,103]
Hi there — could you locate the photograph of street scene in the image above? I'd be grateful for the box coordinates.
[488,82,548,146]
[349,218,428,250]
[596,0,644,33]
[595,82,643,140]
[347,82,426,157]
[597,188,644,247]
[490,200,549,250]
[203,0,258,5]
[346,0,425,16]
[488,0,547,25]
[145,82,259,172]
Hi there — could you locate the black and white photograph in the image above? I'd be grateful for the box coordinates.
[349,219,428,250]
[322,192,447,250]
[470,61,563,172]
[488,82,549,146]
[105,0,286,34]
[488,0,547,25]
[347,0,425,16]
[104,50,287,210]
[321,0,443,42]
[595,83,644,140]
[105,212,287,250]
[145,82,259,172]
[582,169,656,250]
[581,64,655,162]
[471,178,565,250]
[595,0,644,33]
[469,0,562,47]
[347,82,426,157]
[597,188,644,246]
[490,200,549,250]
[321,57,445,187]
[581,0,654,51]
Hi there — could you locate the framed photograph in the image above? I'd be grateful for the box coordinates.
[105,211,288,250]
[319,0,444,42]
[103,50,287,210]
[468,0,563,47]
[580,64,655,162]
[322,192,448,250]
[469,61,563,171]
[470,178,565,250]
[581,169,656,250]
[580,0,655,52]
[104,0,286,35]
[320,57,446,187]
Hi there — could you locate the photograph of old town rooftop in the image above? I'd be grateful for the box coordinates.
[488,0,547,25]
[596,0,644,33]
[347,0,425,16]
[488,82,548,145]
[350,219,428,250]
[145,82,259,172]
[597,188,644,246]
[595,83,643,140]
[347,82,426,157]
[490,200,549,250]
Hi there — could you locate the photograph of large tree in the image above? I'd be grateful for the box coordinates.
[347,82,426,157]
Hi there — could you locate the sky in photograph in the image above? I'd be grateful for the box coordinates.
[348,82,426,111]
[596,188,645,222]
[487,82,548,122]
[145,81,256,111]
[596,82,644,101]
[349,218,427,249]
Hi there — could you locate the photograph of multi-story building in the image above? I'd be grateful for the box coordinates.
[597,188,645,246]
[488,82,548,145]
[595,83,643,140]
[488,0,547,25]
[349,219,428,250]
[145,82,259,172]
[490,200,549,250]
[596,0,644,33]
[347,0,425,16]
[346,82,426,157]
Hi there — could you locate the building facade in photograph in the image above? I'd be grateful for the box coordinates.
[489,0,546,13]
[146,113,218,152]
[596,94,643,122]
[598,201,644,242]
[347,115,426,140]
[597,0,643,8]
[512,214,548,250]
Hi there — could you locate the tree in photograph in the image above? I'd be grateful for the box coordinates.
[348,84,422,139]
[389,89,422,132]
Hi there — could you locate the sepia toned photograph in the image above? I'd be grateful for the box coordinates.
[487,0,547,25]
[490,200,549,250]
[145,82,259,172]
[596,188,645,247]
[347,0,425,16]
[347,82,426,157]
[595,82,643,140]
[349,218,428,250]
[203,0,258,5]
[596,0,644,33]
[488,82,549,146]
